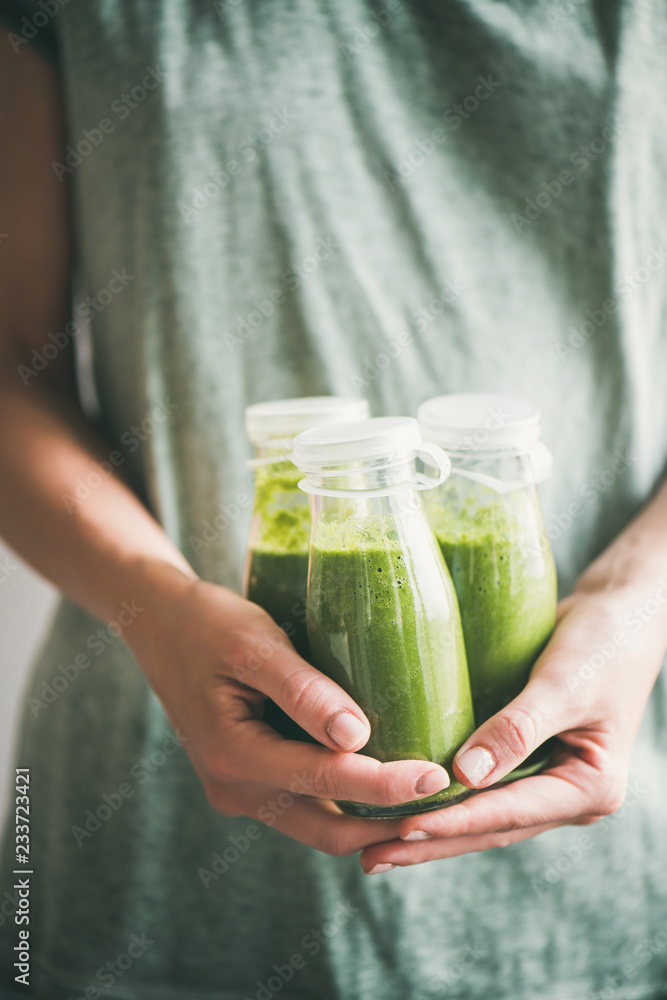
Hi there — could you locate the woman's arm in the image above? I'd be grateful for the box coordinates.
[0,37,452,856]
[360,478,667,871]
[0,36,196,620]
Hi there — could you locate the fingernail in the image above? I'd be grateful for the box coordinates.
[455,746,495,785]
[416,769,450,796]
[326,710,368,751]
[364,863,396,876]
[402,830,431,841]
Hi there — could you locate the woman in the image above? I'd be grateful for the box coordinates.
[1,1,666,997]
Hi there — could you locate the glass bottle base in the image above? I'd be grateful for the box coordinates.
[335,780,474,819]
[335,741,557,819]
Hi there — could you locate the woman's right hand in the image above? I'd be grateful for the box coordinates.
[125,560,452,856]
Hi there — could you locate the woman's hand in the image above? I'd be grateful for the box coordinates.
[126,560,452,856]
[359,576,667,874]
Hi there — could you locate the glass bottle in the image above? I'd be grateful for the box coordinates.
[293,416,475,817]
[243,396,369,739]
[418,393,558,779]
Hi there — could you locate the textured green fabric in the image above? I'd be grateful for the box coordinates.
[2,1,667,997]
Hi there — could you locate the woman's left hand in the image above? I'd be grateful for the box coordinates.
[360,576,667,874]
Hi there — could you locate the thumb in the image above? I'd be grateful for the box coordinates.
[452,678,564,788]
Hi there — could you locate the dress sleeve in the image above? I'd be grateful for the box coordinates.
[0,0,60,63]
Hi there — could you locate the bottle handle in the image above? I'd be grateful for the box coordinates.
[449,442,554,494]
[243,437,299,468]
[246,454,292,468]
[414,443,452,491]
[526,441,553,484]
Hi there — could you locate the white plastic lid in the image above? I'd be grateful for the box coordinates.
[418,393,542,451]
[293,416,422,470]
[245,396,369,443]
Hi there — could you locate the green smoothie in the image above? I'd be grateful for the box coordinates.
[244,462,313,740]
[246,550,310,658]
[307,516,475,817]
[431,493,557,726]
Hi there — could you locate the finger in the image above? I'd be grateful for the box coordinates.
[275,797,401,855]
[208,782,402,855]
[360,822,559,871]
[398,764,595,842]
[227,616,374,752]
[447,597,628,789]
[555,594,576,624]
[212,718,451,806]
[449,667,574,788]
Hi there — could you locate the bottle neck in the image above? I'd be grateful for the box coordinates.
[301,458,418,496]
[251,441,295,467]
[310,481,430,543]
